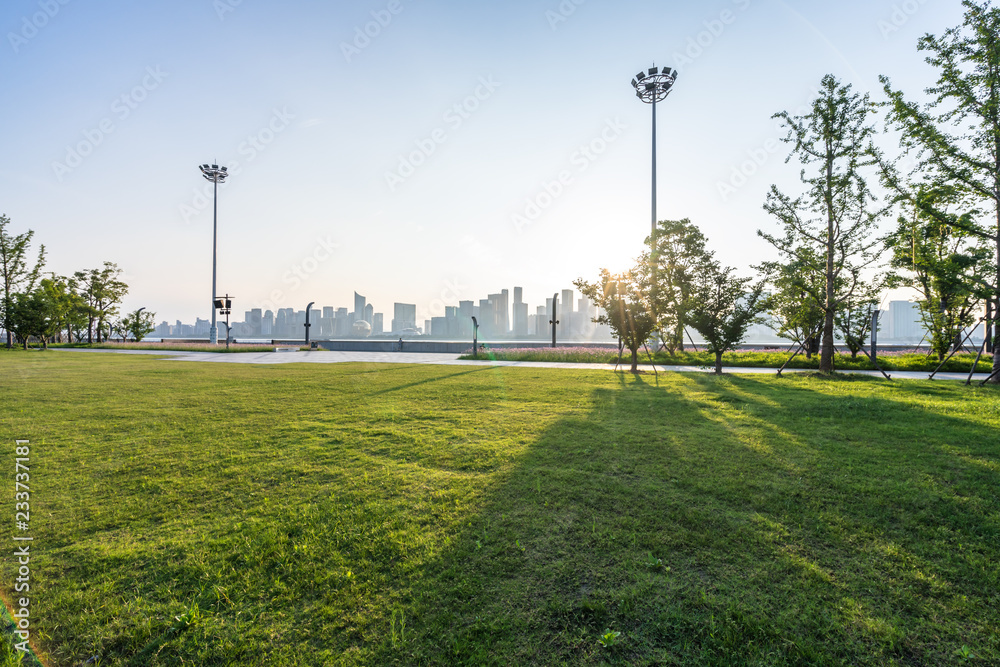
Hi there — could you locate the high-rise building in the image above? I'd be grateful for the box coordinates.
[364,303,374,324]
[354,292,367,324]
[887,301,922,340]
[392,303,416,332]
[248,308,262,336]
[372,313,384,335]
[487,291,509,336]
[513,302,528,337]
[262,310,274,336]
[562,289,574,315]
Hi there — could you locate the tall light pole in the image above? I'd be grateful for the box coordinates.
[631,65,677,238]
[199,163,229,344]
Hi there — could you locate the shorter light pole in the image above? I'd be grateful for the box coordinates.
[304,301,315,347]
[471,316,479,358]
[549,292,559,348]
[214,295,233,350]
[134,307,146,343]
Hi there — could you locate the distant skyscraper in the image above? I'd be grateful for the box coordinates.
[364,303,373,324]
[354,292,367,323]
[888,301,922,340]
[513,303,528,337]
[247,308,262,337]
[393,303,416,332]
[562,289,574,314]
[373,313,384,335]
[488,291,509,335]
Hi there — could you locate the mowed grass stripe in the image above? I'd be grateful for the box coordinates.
[0,351,997,666]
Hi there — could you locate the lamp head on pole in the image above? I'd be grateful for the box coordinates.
[631,65,677,104]
[199,163,229,183]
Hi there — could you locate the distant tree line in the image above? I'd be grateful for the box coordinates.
[0,215,154,349]
[578,1,999,379]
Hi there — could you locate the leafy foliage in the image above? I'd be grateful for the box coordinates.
[686,263,770,374]
[759,75,888,372]
[880,0,1000,379]
[884,186,994,359]
[575,264,657,373]
[646,219,712,354]
[0,214,46,348]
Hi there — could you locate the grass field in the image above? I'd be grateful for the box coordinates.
[0,351,998,665]
[459,347,995,374]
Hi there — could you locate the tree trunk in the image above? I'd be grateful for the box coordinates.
[991,231,1000,383]
[630,348,638,373]
[820,309,836,373]
[715,350,723,375]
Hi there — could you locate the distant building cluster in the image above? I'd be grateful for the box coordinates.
[154,296,973,345]
[156,287,615,341]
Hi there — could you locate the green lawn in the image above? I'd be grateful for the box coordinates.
[459,347,995,374]
[0,351,998,665]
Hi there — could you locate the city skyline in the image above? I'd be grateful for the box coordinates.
[1,1,965,325]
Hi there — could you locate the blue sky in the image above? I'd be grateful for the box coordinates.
[1,0,967,324]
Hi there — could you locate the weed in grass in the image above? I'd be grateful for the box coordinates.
[955,645,975,660]
[597,629,622,648]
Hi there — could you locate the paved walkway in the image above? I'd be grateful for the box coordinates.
[50,348,985,382]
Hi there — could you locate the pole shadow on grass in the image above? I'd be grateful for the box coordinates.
[360,373,999,666]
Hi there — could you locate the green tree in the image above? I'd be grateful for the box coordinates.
[0,214,46,348]
[574,264,657,373]
[119,308,156,342]
[759,74,888,373]
[647,218,712,354]
[40,275,89,343]
[7,289,57,349]
[687,262,770,374]
[759,252,827,358]
[883,187,993,359]
[835,298,880,359]
[75,262,128,343]
[880,1,1000,379]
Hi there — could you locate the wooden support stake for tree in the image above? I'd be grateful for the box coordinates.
[855,345,892,380]
[929,319,982,380]
[777,340,807,377]
[964,333,990,386]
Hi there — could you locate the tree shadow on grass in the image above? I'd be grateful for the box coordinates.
[361,372,1000,666]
